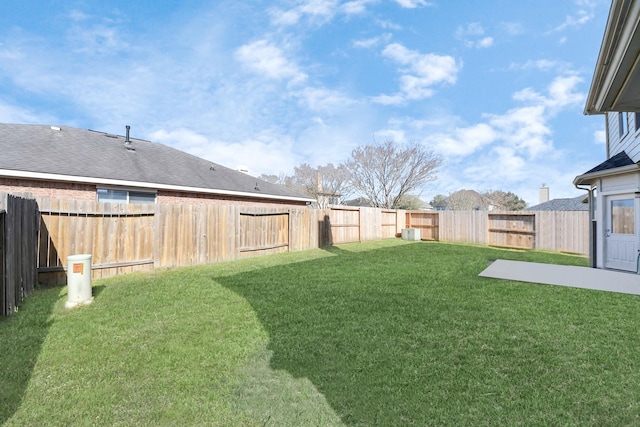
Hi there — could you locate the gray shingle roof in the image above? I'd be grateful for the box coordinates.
[582,151,635,174]
[0,123,313,202]
[526,195,588,211]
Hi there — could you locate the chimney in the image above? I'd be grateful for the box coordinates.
[124,125,135,151]
[539,184,549,204]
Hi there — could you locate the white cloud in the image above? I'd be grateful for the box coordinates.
[376,43,459,103]
[513,74,584,113]
[0,101,56,124]
[64,10,130,56]
[487,105,552,158]
[373,128,406,142]
[150,128,298,176]
[295,86,357,113]
[425,73,582,164]
[500,21,524,36]
[431,123,498,157]
[546,75,584,108]
[269,0,379,27]
[376,19,403,30]
[477,37,494,48]
[370,93,405,105]
[68,9,91,22]
[394,0,432,8]
[456,23,494,48]
[269,0,341,26]
[464,146,528,183]
[513,87,547,104]
[511,59,566,72]
[352,33,392,49]
[342,0,378,15]
[235,40,307,85]
[552,9,593,32]
[594,129,606,145]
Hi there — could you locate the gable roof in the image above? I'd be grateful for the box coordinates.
[526,195,588,212]
[573,151,639,185]
[0,124,314,203]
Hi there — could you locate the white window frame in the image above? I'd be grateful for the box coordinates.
[619,112,629,137]
[97,187,156,204]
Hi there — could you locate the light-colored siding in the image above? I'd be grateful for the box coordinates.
[607,111,640,162]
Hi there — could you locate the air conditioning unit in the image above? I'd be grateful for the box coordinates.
[401,228,421,241]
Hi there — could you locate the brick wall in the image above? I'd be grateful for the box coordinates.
[0,178,96,200]
[0,178,309,207]
[157,190,308,207]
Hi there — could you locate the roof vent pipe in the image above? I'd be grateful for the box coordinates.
[125,125,131,145]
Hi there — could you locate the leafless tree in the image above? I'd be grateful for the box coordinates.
[289,163,352,208]
[344,140,441,209]
[258,173,289,186]
[260,164,352,208]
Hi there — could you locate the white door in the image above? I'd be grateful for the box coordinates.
[604,195,638,271]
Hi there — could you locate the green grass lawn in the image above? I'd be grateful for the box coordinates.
[2,240,640,426]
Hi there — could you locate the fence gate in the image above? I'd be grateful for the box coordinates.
[405,211,439,240]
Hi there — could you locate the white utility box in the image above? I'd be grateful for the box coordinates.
[401,228,421,241]
[65,254,93,309]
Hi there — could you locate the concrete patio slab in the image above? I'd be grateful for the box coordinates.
[479,260,640,295]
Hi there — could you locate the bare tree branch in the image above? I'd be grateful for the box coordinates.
[345,140,442,209]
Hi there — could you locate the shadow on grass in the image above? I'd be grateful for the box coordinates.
[0,284,106,424]
[218,242,603,425]
[0,286,62,423]
[217,242,499,425]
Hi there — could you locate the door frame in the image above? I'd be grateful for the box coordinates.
[603,193,639,271]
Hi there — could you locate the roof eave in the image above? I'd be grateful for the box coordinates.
[584,0,640,115]
[0,169,316,204]
[573,163,640,186]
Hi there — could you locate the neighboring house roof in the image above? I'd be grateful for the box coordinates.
[584,0,640,114]
[573,151,640,186]
[343,197,372,207]
[0,124,314,203]
[526,196,588,212]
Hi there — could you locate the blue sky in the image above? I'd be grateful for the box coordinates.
[0,0,611,205]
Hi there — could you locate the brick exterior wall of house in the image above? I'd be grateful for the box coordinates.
[0,178,97,201]
[157,190,308,207]
[0,178,309,207]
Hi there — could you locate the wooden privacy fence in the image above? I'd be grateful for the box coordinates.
[405,210,589,254]
[32,198,404,285]
[487,213,535,250]
[0,191,592,315]
[38,199,156,284]
[0,194,38,316]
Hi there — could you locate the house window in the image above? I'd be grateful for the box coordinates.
[97,188,156,204]
[611,198,634,234]
[619,112,629,137]
[635,112,640,132]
